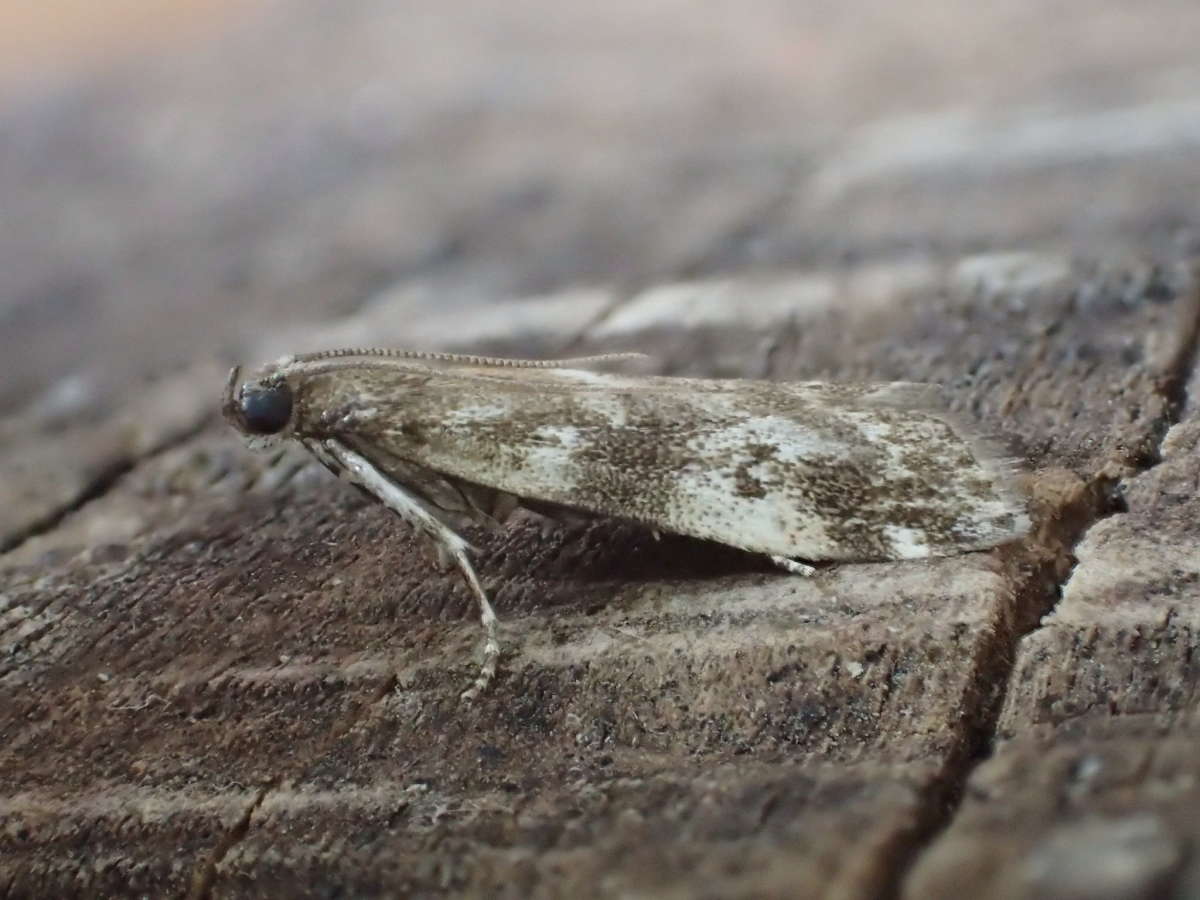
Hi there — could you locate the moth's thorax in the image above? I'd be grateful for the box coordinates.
[284,368,428,439]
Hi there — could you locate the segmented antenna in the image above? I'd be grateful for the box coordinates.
[290,348,648,369]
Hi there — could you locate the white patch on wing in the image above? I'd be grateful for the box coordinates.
[853,418,896,445]
[701,415,837,466]
[443,403,512,426]
[513,424,583,494]
[883,525,930,558]
[531,424,584,449]
[667,415,843,555]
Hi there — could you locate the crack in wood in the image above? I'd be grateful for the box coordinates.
[187,783,275,900]
[0,417,212,557]
[883,267,1200,897]
[181,670,403,897]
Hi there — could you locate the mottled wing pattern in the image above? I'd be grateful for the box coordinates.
[291,364,1028,562]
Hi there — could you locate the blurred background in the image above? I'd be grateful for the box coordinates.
[3,0,1200,417]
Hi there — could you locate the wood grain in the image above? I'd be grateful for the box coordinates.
[2,1,1200,897]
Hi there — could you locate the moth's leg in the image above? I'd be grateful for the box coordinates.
[322,440,501,700]
[515,507,567,540]
[770,555,817,577]
[443,543,500,702]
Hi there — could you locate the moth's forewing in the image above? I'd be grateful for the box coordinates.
[280,362,1028,562]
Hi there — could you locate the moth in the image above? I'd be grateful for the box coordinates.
[222,348,1029,699]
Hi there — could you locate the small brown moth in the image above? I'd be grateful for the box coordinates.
[223,349,1029,699]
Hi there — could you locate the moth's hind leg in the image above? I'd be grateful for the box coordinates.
[770,555,817,577]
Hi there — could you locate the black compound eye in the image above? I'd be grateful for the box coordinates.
[239,382,293,435]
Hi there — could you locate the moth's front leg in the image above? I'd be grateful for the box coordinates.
[321,439,501,701]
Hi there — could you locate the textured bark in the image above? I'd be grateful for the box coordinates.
[3,2,1200,898]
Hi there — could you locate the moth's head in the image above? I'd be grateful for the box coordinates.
[222,365,295,439]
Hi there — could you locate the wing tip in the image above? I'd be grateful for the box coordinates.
[864,381,1032,548]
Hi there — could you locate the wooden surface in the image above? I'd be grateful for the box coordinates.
[3,1,1200,897]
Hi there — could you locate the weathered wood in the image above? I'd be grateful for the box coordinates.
[0,364,223,553]
[905,393,1200,899]
[3,263,1196,898]
[3,1,1200,898]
